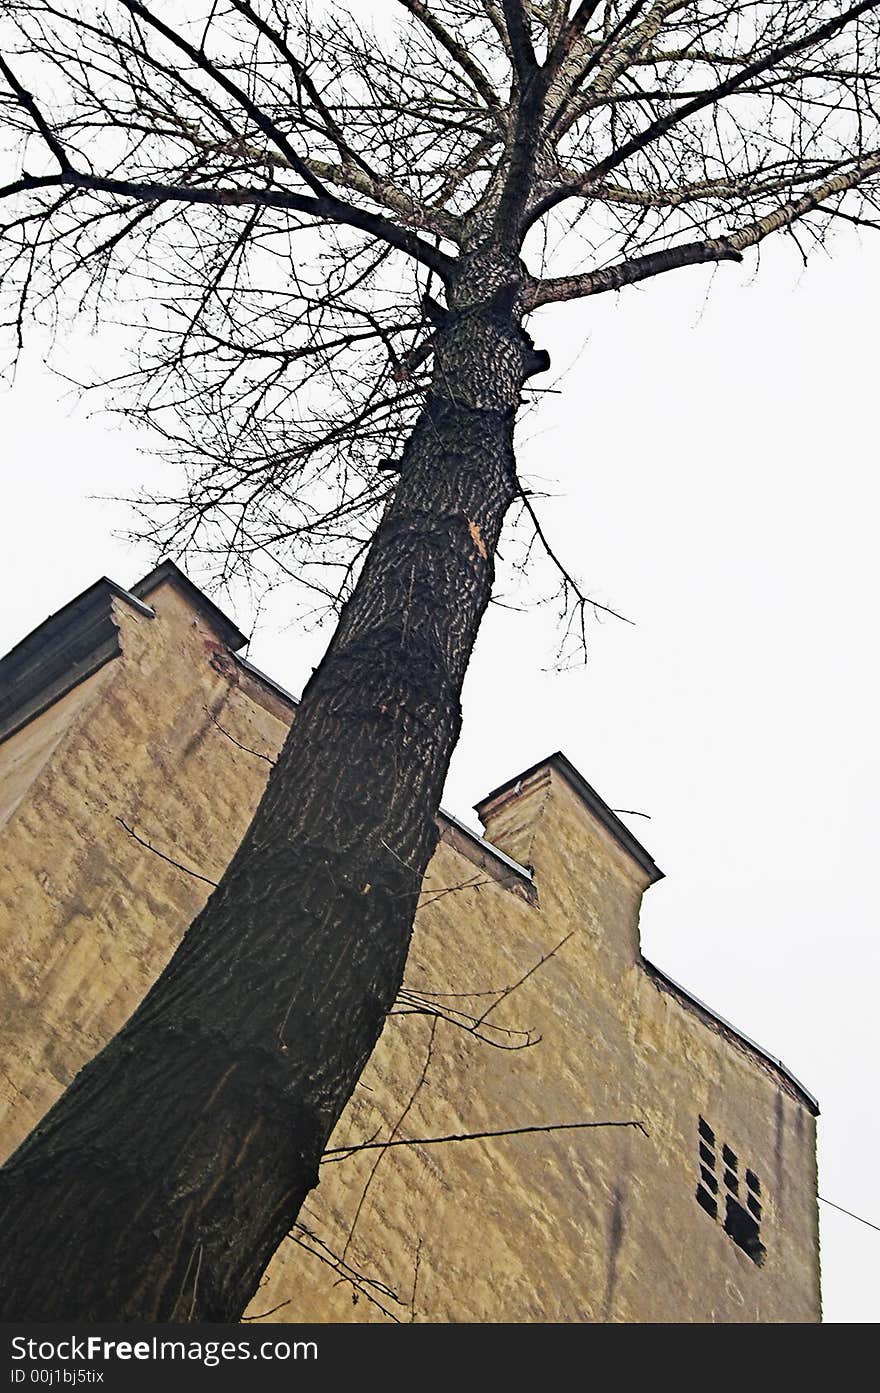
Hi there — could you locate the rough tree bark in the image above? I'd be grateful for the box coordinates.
[0,243,542,1321]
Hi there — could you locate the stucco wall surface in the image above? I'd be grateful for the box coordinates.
[0,577,820,1322]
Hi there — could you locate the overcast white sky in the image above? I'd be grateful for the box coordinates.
[1,224,877,1322]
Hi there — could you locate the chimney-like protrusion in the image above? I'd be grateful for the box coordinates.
[476,752,663,891]
[474,762,554,872]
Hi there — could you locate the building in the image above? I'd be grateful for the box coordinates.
[0,561,821,1322]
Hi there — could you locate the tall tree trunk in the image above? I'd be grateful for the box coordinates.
[0,245,544,1321]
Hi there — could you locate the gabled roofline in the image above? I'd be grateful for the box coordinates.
[0,577,155,746]
[475,750,663,885]
[0,577,154,670]
[0,559,248,747]
[131,559,248,652]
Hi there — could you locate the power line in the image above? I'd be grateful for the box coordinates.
[819,1195,880,1234]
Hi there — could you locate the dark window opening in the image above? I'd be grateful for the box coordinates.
[700,1166,718,1194]
[695,1119,767,1265]
[724,1195,766,1265]
[696,1185,718,1220]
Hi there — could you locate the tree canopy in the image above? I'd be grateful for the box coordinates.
[2,1,878,621]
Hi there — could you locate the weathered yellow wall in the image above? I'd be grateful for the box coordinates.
[249,771,819,1324]
[0,665,113,831]
[0,577,820,1322]
[0,582,291,1155]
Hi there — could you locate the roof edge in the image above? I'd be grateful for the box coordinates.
[438,806,534,887]
[0,578,155,746]
[233,653,300,709]
[0,578,154,668]
[642,958,819,1116]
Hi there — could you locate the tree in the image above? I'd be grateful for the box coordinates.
[0,0,878,1321]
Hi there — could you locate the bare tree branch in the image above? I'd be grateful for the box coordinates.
[503,0,539,79]
[398,0,505,119]
[118,0,332,199]
[230,0,378,177]
[322,1117,650,1162]
[726,148,880,251]
[204,707,276,764]
[528,234,742,303]
[0,54,71,172]
[531,0,880,225]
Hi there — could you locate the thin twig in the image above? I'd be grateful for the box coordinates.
[204,706,276,764]
[242,1297,292,1321]
[341,1017,438,1264]
[518,485,635,627]
[392,992,540,1050]
[475,931,573,1029]
[410,1238,422,1323]
[116,817,219,887]
[288,1222,405,1321]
